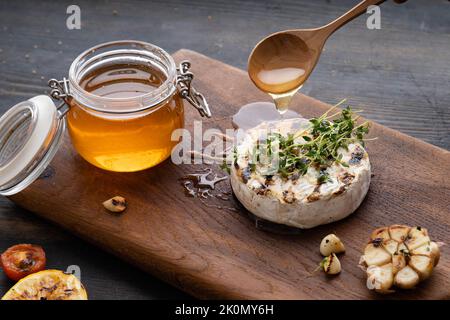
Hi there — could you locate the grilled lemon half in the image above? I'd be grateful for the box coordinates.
[1,269,87,300]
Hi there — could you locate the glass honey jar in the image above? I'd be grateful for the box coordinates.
[0,40,210,195]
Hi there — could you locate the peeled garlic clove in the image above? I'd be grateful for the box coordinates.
[371,227,390,241]
[394,266,419,289]
[363,243,391,266]
[388,225,410,242]
[321,253,341,275]
[409,255,433,280]
[366,263,394,294]
[320,234,345,256]
[103,196,127,213]
[392,254,406,275]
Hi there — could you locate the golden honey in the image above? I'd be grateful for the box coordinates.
[67,63,184,172]
[248,33,313,113]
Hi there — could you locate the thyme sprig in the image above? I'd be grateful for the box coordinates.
[220,146,237,174]
[250,99,371,178]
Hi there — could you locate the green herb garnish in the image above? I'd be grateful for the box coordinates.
[317,170,331,184]
[220,159,231,174]
[249,99,371,179]
[220,146,238,174]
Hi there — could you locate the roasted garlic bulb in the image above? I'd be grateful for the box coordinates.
[360,225,440,293]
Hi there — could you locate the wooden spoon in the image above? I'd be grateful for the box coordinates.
[248,0,407,95]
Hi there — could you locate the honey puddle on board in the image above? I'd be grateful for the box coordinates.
[180,169,236,212]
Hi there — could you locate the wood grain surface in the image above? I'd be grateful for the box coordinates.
[1,0,449,300]
[8,49,450,300]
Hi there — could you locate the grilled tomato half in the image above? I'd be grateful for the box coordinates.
[1,244,46,281]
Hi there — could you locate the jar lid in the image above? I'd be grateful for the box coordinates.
[0,95,64,195]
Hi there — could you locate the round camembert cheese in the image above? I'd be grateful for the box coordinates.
[230,118,371,229]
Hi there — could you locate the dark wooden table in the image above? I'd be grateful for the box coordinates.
[0,0,448,300]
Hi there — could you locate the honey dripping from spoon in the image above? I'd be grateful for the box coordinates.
[247,0,409,119]
[248,33,313,114]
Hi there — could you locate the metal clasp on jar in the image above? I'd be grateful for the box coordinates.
[47,60,211,119]
[176,60,211,118]
[48,78,71,119]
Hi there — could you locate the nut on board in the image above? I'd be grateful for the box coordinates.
[103,196,127,213]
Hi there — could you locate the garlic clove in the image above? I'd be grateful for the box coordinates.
[370,227,391,241]
[321,253,341,275]
[383,239,398,255]
[409,255,433,280]
[394,266,419,289]
[388,225,410,242]
[411,242,433,256]
[366,263,394,294]
[392,254,406,275]
[320,234,345,256]
[409,226,428,237]
[405,226,430,251]
[411,241,440,267]
[363,243,391,266]
[430,242,440,266]
[103,196,127,213]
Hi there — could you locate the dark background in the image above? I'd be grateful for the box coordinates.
[0,0,449,299]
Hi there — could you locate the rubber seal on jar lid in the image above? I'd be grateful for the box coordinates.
[0,95,65,196]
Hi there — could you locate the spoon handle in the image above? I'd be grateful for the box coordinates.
[321,0,387,36]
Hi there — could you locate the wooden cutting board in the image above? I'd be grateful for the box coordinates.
[9,50,450,300]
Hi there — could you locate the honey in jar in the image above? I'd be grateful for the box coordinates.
[61,41,210,173]
[67,63,184,172]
